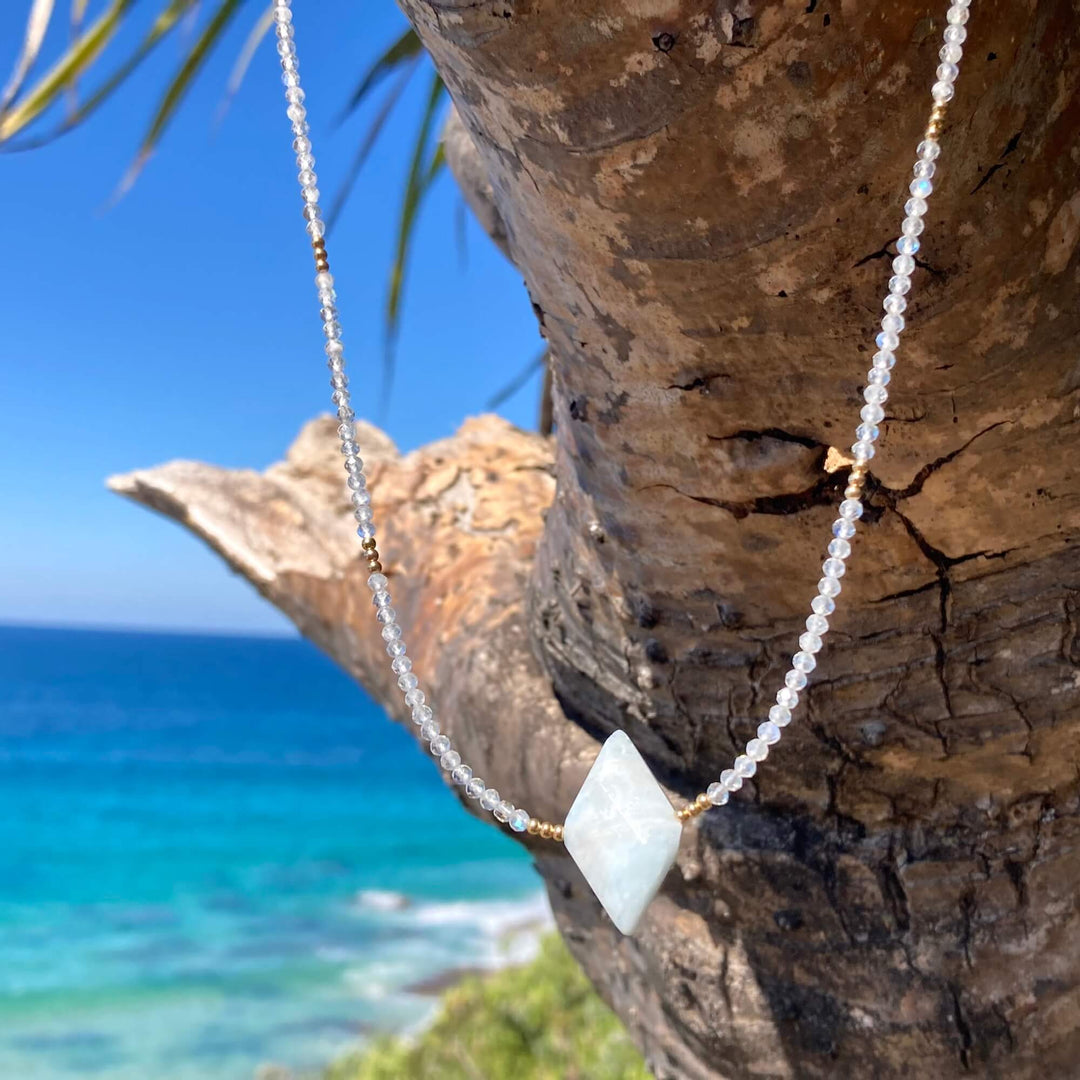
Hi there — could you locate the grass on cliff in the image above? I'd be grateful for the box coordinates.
[326,933,651,1080]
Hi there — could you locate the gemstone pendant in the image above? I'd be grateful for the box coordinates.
[563,730,682,936]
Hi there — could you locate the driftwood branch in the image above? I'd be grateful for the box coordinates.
[112,0,1080,1075]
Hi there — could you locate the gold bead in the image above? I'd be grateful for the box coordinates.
[676,807,690,822]
[539,822,553,840]
[526,818,540,836]
[367,560,382,574]
[361,539,378,552]
[553,825,564,843]
[695,793,711,811]
[844,483,863,500]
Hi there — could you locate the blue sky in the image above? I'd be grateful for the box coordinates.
[0,3,543,634]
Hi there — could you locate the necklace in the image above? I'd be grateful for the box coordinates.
[270,0,972,937]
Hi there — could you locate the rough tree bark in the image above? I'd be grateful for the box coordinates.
[110,1,1080,1076]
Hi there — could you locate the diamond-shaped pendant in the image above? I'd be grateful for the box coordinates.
[563,730,682,936]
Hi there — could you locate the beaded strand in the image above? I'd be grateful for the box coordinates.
[271,0,555,838]
[679,0,973,821]
[272,0,971,835]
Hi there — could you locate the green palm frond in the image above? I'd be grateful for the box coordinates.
[380,70,447,413]
[0,0,134,143]
[4,0,202,152]
[215,2,275,128]
[325,53,422,233]
[0,0,57,115]
[116,0,244,195]
[334,26,423,127]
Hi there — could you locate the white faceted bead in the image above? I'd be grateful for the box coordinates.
[852,439,875,461]
[937,61,960,83]
[380,623,402,642]
[856,421,879,442]
[769,705,792,727]
[479,788,500,811]
[931,80,955,103]
[431,734,451,756]
[939,43,962,64]
[872,350,896,370]
[881,313,905,334]
[867,367,891,386]
[946,4,969,24]
[806,613,829,634]
[901,215,925,237]
[828,538,852,559]
[397,672,418,691]
[861,403,885,424]
[510,809,530,832]
[372,589,391,607]
[412,705,432,725]
[800,632,824,653]
[911,176,934,199]
[746,738,769,762]
[793,650,817,673]
[777,686,799,708]
[420,720,439,741]
[721,768,743,791]
[785,669,807,690]
[811,593,836,615]
[494,800,514,823]
[839,498,864,520]
[386,640,407,658]
[734,754,757,778]
[818,576,842,599]
[904,198,928,218]
[391,655,411,675]
[877,329,900,350]
[864,385,889,404]
[883,294,906,316]
[405,689,425,708]
[893,253,916,275]
[707,782,729,806]
[441,750,461,771]
[376,605,396,624]
[465,777,485,799]
[452,764,473,786]
[913,159,936,180]
[758,721,781,745]
[889,272,912,294]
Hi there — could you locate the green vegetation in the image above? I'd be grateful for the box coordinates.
[325,934,651,1080]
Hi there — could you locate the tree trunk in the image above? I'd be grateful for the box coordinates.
[110,0,1080,1075]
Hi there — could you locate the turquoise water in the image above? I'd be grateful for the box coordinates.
[0,626,543,1079]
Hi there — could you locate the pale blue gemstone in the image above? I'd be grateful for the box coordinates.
[510,809,530,832]
[563,731,681,937]
[897,235,920,255]
[832,519,856,540]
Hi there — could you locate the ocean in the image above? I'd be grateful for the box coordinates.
[0,625,546,1079]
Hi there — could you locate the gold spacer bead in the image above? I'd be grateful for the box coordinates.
[526,817,540,836]
[677,806,691,822]
[361,539,378,552]
[695,793,711,812]
[553,825,564,843]
[850,464,868,479]
[367,560,383,574]
[844,483,863,500]
[539,822,553,840]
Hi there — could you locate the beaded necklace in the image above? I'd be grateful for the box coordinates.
[270,0,973,936]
